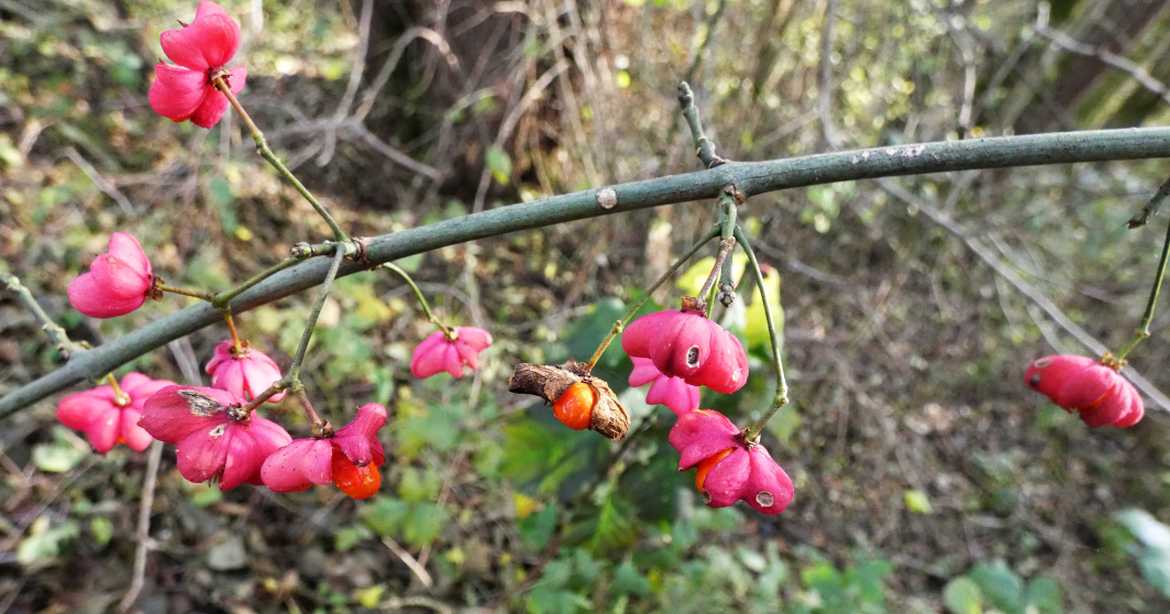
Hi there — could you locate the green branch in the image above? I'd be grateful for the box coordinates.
[7,126,1170,413]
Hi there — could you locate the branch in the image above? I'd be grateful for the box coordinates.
[677,82,727,168]
[1034,3,1170,107]
[2,272,86,358]
[7,126,1170,413]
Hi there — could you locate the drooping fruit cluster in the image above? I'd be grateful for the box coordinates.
[57,225,489,499]
[507,293,796,516]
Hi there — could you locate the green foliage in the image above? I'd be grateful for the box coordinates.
[334,525,373,552]
[31,426,89,473]
[88,516,113,547]
[518,503,559,551]
[1115,508,1170,598]
[360,495,449,549]
[562,297,630,370]
[943,577,983,614]
[902,489,933,514]
[795,552,892,614]
[17,517,79,568]
[486,145,513,186]
[943,560,1063,614]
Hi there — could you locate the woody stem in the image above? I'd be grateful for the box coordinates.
[585,227,720,371]
[381,263,455,338]
[104,373,130,406]
[223,310,244,354]
[212,255,305,308]
[155,282,216,301]
[292,386,328,433]
[2,272,87,358]
[1116,213,1170,361]
[290,248,346,379]
[697,237,736,313]
[240,248,346,416]
[212,75,350,244]
[736,225,789,443]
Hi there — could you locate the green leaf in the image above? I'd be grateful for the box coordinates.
[903,489,933,514]
[571,549,602,584]
[17,517,80,567]
[89,517,113,547]
[334,525,372,552]
[526,587,590,614]
[361,496,410,537]
[765,404,802,445]
[403,502,448,547]
[968,561,1023,612]
[354,585,385,609]
[943,577,983,614]
[486,145,512,185]
[208,176,237,234]
[190,486,223,507]
[395,399,460,459]
[800,559,841,592]
[518,503,558,551]
[612,560,650,597]
[1023,576,1064,613]
[32,427,90,473]
[398,466,441,503]
[588,494,637,553]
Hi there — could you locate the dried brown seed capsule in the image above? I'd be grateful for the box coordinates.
[508,361,630,440]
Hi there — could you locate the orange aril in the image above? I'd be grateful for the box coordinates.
[552,382,595,430]
[331,453,382,499]
[695,448,735,492]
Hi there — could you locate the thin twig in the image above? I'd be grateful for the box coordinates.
[585,228,719,371]
[1127,174,1170,228]
[817,0,838,149]
[1034,2,1170,108]
[117,441,161,613]
[681,0,728,85]
[64,146,137,216]
[381,537,434,588]
[1116,213,1170,360]
[290,248,346,378]
[318,0,373,166]
[737,225,790,442]
[878,178,1170,411]
[677,82,727,168]
[2,272,86,358]
[381,263,454,337]
[212,75,350,243]
[119,338,205,612]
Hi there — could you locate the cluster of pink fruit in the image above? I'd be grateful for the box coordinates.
[547,306,795,516]
[58,232,490,499]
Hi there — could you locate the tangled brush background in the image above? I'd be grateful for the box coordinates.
[5,0,1170,611]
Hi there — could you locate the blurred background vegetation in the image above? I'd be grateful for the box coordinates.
[5,0,1170,611]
